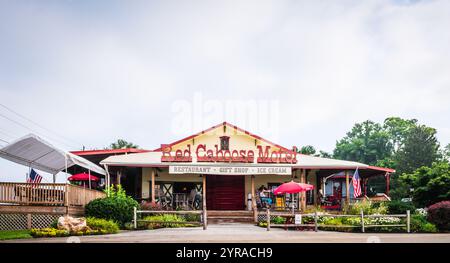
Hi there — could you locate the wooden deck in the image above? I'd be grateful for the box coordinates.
[0,182,106,215]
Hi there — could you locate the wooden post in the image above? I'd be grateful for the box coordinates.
[364,178,368,196]
[88,170,91,189]
[116,170,121,186]
[345,170,350,205]
[361,209,365,233]
[27,214,32,229]
[133,206,137,229]
[202,175,207,230]
[64,184,69,207]
[300,169,306,211]
[386,173,390,196]
[266,208,270,231]
[251,175,257,223]
[103,164,110,196]
[151,169,155,203]
[314,211,318,232]
[407,210,410,233]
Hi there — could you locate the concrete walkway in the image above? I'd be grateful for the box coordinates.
[3,223,450,243]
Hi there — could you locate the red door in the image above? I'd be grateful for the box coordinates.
[206,175,245,210]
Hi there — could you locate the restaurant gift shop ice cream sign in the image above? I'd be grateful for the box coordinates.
[161,144,297,164]
[169,165,292,175]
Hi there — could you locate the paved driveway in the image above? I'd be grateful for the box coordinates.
[3,223,450,243]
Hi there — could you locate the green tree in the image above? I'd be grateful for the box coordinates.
[318,150,332,158]
[443,143,450,161]
[401,162,450,207]
[332,117,442,200]
[297,145,331,158]
[298,145,316,155]
[333,120,393,165]
[383,117,418,151]
[394,125,440,176]
[109,139,139,149]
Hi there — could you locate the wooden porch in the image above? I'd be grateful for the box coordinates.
[0,182,106,215]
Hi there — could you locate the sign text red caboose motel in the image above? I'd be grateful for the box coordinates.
[161,144,298,164]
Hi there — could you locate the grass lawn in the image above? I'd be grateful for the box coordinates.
[0,230,32,240]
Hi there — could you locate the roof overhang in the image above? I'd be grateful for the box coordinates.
[100,151,393,174]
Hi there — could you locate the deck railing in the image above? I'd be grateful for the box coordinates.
[0,182,105,207]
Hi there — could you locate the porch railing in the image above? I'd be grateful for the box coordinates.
[0,182,105,207]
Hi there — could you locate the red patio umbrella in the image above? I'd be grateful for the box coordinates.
[68,173,100,182]
[273,181,314,195]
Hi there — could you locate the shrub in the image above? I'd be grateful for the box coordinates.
[258,222,268,227]
[30,228,69,238]
[86,217,119,234]
[140,214,187,229]
[85,185,139,227]
[422,222,438,233]
[184,214,201,222]
[386,200,415,214]
[50,219,58,229]
[415,208,428,217]
[348,201,387,215]
[304,206,325,214]
[410,214,438,233]
[427,201,450,232]
[271,216,286,225]
[124,222,134,230]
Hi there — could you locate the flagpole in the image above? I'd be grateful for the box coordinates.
[27,165,31,182]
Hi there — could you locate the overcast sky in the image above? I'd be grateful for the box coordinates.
[1,0,449,182]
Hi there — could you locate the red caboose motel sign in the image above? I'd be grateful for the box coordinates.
[161,144,297,164]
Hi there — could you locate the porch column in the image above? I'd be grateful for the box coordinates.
[116,170,121,186]
[103,164,110,196]
[202,175,207,230]
[300,169,306,211]
[363,178,368,196]
[386,173,390,196]
[151,168,156,203]
[251,175,257,223]
[345,170,350,205]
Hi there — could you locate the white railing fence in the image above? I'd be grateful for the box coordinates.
[263,209,411,233]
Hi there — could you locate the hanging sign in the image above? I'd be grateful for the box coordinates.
[169,165,292,175]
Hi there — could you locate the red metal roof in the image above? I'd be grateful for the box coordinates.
[70,148,150,156]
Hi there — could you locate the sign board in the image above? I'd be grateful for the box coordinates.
[161,144,298,164]
[294,214,302,225]
[169,165,292,175]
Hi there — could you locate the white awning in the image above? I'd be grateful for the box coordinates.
[100,151,368,170]
[293,154,368,169]
[0,134,106,175]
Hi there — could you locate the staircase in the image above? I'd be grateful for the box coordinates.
[207,210,254,224]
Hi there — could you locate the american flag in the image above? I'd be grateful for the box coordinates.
[27,169,43,184]
[352,168,362,198]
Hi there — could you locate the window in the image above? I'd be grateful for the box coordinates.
[220,136,230,150]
